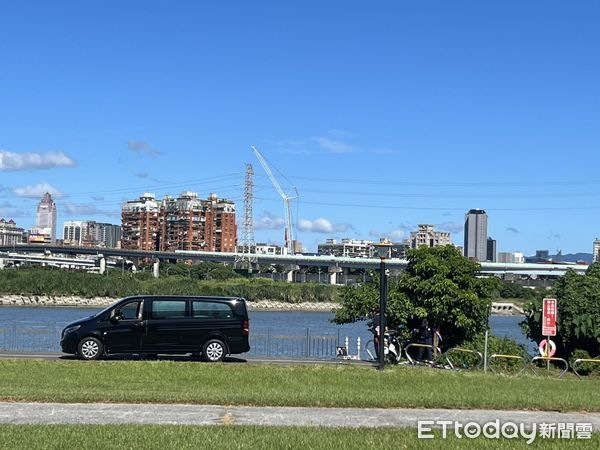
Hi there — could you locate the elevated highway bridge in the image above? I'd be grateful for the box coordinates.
[0,244,588,284]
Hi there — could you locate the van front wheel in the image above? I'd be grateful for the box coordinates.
[78,337,103,360]
[202,339,226,362]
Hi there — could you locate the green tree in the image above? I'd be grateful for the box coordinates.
[333,246,497,349]
[497,281,536,300]
[522,264,600,359]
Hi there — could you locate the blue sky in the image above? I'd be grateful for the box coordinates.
[1,1,599,255]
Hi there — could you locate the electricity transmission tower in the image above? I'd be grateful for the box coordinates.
[235,163,257,270]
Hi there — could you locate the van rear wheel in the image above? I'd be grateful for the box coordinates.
[202,339,226,362]
[78,337,103,360]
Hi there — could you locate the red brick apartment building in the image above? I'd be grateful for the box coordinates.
[121,192,236,252]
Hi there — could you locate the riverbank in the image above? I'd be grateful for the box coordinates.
[0,295,340,311]
[0,295,526,314]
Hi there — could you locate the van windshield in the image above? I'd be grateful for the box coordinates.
[92,300,125,318]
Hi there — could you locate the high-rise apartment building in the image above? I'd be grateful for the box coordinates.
[486,237,497,262]
[96,223,121,248]
[63,221,87,246]
[63,221,121,248]
[407,224,452,249]
[594,239,600,262]
[121,193,161,251]
[464,209,488,261]
[35,192,57,243]
[121,192,236,252]
[0,219,24,245]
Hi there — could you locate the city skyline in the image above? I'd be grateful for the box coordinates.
[1,2,599,255]
[9,190,597,259]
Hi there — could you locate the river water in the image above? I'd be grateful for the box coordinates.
[0,306,536,358]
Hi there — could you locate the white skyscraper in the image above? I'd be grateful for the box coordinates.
[35,192,57,243]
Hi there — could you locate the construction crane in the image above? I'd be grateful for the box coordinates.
[252,146,298,255]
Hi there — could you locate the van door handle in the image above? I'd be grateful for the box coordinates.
[133,320,146,327]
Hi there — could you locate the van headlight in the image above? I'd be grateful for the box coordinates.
[62,325,81,337]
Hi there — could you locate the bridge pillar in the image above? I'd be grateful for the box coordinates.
[328,266,342,285]
[152,260,160,278]
[0,258,4,270]
[98,257,106,275]
[343,267,350,285]
[286,270,294,283]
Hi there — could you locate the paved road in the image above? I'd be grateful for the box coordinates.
[0,402,598,430]
[0,351,373,366]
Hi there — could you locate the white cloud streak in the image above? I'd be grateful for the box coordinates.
[369,229,408,242]
[297,218,352,233]
[0,150,75,171]
[313,137,356,154]
[127,140,162,156]
[12,182,62,198]
[436,221,463,234]
[254,211,285,230]
[63,203,117,216]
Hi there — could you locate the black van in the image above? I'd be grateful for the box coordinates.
[60,296,250,361]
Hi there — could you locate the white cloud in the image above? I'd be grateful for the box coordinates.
[326,129,354,139]
[313,137,355,154]
[127,140,162,156]
[369,228,409,242]
[436,221,463,234]
[0,150,75,171]
[12,182,62,198]
[297,217,352,233]
[63,203,116,216]
[254,211,285,230]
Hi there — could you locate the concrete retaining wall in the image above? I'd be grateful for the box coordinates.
[0,295,339,312]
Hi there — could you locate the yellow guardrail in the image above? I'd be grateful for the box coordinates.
[519,356,569,378]
[488,354,528,374]
[404,343,441,365]
[443,348,484,370]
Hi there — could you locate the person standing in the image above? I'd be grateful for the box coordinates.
[415,319,433,362]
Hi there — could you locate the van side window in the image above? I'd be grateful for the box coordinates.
[151,300,186,320]
[192,301,233,319]
[116,301,142,320]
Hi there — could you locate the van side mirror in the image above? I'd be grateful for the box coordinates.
[110,311,120,324]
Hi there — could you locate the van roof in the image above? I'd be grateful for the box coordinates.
[122,295,245,301]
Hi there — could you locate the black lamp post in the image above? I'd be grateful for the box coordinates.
[373,239,392,370]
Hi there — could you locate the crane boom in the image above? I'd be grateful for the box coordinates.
[252,146,297,255]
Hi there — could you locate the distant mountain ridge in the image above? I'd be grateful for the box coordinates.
[550,253,593,264]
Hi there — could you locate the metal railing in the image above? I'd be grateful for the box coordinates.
[404,343,441,365]
[518,356,570,378]
[443,348,484,370]
[0,324,341,359]
[249,329,340,359]
[487,354,529,374]
[0,324,62,353]
[572,358,600,379]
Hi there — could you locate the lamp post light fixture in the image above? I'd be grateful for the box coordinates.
[373,239,392,371]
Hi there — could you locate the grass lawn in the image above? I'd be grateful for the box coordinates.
[0,425,597,449]
[0,359,598,411]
